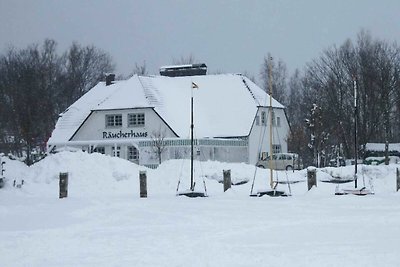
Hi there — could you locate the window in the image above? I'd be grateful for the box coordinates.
[272,144,281,154]
[93,146,105,154]
[255,115,260,126]
[128,146,139,161]
[271,111,281,127]
[106,114,122,127]
[272,111,275,126]
[261,111,266,126]
[128,113,145,127]
[278,154,287,160]
[112,146,121,157]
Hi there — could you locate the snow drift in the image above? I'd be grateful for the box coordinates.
[1,151,400,267]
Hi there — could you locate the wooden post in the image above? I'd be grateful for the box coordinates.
[307,167,317,191]
[1,157,5,178]
[223,170,231,192]
[385,141,389,165]
[59,172,68,198]
[397,168,400,192]
[0,157,5,188]
[139,171,147,198]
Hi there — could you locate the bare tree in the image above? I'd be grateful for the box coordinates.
[287,69,303,126]
[260,54,288,105]
[0,39,116,163]
[151,129,167,164]
[242,71,257,84]
[172,54,197,65]
[302,30,400,158]
[305,104,329,167]
[287,124,311,165]
[131,61,148,76]
[119,61,149,80]
[60,42,115,109]
[0,40,64,163]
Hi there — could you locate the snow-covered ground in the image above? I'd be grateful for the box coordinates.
[1,151,400,266]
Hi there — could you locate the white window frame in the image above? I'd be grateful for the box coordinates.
[128,113,145,127]
[272,144,281,154]
[272,111,275,126]
[271,111,281,127]
[112,146,121,157]
[127,146,139,161]
[106,114,122,127]
[261,111,266,126]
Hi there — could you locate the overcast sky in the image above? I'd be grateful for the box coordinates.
[1,0,399,82]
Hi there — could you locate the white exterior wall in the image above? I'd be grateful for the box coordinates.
[72,108,177,142]
[138,141,248,168]
[68,108,177,164]
[54,106,288,167]
[66,108,249,167]
[248,107,290,165]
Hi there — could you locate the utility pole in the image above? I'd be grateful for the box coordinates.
[353,77,358,188]
[268,57,274,189]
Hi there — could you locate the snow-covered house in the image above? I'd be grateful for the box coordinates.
[365,143,400,157]
[47,64,289,168]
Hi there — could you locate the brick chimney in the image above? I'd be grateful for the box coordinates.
[106,73,115,86]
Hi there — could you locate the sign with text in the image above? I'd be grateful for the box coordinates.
[103,130,148,139]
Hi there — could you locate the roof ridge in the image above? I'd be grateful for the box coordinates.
[240,75,260,106]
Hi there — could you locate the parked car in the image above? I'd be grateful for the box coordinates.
[256,152,303,170]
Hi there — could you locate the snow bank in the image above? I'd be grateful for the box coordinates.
[0,155,29,186]
[1,151,400,198]
[2,151,148,197]
[2,152,400,267]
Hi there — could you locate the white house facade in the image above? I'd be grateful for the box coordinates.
[47,65,290,168]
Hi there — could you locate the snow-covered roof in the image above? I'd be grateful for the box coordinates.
[48,73,284,143]
[159,63,205,70]
[365,143,400,152]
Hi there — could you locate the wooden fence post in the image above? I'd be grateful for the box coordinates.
[307,167,317,191]
[0,157,5,188]
[223,170,231,192]
[59,172,68,198]
[139,171,147,198]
